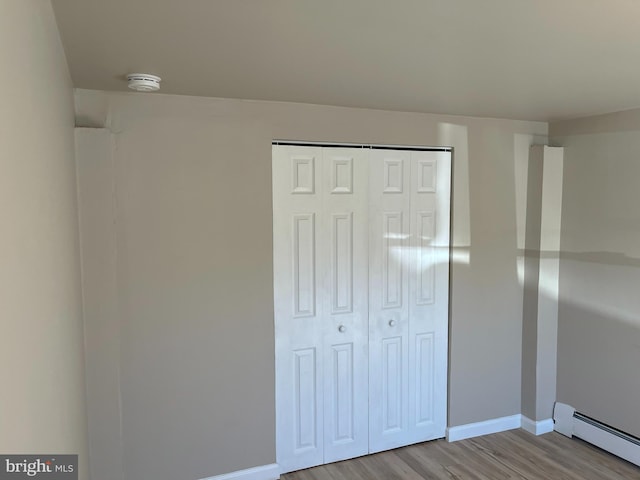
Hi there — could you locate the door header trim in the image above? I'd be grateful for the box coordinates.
[272,140,452,152]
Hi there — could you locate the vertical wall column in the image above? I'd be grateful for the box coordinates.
[75,128,125,480]
[521,145,564,432]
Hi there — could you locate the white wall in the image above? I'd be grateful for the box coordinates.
[75,89,547,479]
[0,2,88,478]
[551,113,640,438]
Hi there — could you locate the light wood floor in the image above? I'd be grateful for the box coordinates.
[281,430,640,480]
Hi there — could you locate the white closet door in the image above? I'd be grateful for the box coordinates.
[407,151,450,443]
[368,149,412,453]
[368,149,451,453]
[273,146,324,473]
[273,146,369,472]
[321,149,369,463]
[274,145,451,470]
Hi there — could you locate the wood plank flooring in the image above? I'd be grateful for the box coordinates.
[281,430,640,480]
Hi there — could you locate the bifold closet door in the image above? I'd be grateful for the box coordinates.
[368,149,411,453]
[273,146,369,473]
[368,149,450,453]
[406,150,450,445]
[274,144,451,472]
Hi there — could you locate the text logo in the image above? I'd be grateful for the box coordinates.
[0,456,77,480]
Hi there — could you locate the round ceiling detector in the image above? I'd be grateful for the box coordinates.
[126,73,161,92]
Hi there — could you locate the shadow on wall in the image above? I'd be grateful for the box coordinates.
[556,252,640,438]
[559,251,640,331]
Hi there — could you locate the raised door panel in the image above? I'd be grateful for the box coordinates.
[292,213,316,318]
[407,151,451,442]
[368,149,411,454]
[293,348,319,452]
[273,146,324,472]
[321,149,369,463]
[414,333,435,426]
[381,336,404,433]
[330,213,353,314]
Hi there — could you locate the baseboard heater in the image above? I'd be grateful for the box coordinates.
[553,402,640,467]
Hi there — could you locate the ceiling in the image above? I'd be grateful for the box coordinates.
[52,0,640,122]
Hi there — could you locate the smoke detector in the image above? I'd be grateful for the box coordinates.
[126,73,161,92]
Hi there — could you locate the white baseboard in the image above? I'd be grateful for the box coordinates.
[200,463,280,480]
[446,414,522,442]
[521,416,554,435]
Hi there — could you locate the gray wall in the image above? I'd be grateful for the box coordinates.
[75,89,547,480]
[551,112,640,438]
[0,2,88,478]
